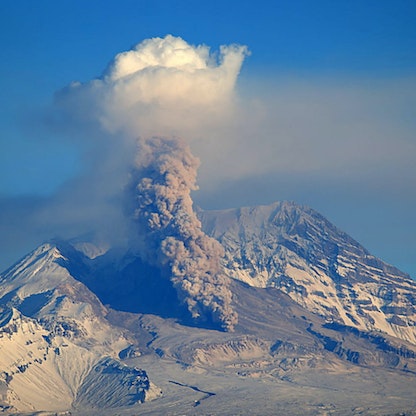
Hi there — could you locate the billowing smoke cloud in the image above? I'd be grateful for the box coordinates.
[55,34,248,140]
[125,137,237,331]
[51,35,247,330]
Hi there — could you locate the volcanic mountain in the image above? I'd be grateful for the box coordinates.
[199,201,416,344]
[0,201,416,415]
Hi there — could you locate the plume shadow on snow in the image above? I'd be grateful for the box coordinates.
[50,240,220,329]
[89,252,227,330]
[51,241,184,320]
[90,254,192,320]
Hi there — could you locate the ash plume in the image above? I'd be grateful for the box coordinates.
[126,136,237,331]
[17,36,246,330]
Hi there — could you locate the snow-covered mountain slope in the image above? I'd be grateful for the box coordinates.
[0,242,156,413]
[1,200,416,414]
[199,201,416,344]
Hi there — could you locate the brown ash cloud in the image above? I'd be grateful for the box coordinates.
[125,136,237,331]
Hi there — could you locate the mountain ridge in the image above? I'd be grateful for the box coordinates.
[0,243,159,413]
[199,200,416,344]
[1,200,416,414]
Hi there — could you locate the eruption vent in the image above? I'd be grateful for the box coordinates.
[126,136,237,331]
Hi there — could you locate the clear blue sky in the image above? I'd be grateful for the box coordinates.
[1,0,415,277]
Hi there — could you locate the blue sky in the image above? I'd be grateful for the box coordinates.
[0,0,415,277]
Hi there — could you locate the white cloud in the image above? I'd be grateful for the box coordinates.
[56,35,248,140]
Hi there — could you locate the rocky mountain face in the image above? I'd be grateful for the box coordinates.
[0,243,160,413]
[0,200,416,415]
[199,201,416,344]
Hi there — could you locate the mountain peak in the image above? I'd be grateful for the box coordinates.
[199,200,416,344]
[1,200,416,414]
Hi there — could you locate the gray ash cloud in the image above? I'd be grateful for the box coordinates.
[125,136,237,331]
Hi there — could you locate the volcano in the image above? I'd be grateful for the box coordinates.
[0,200,415,415]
